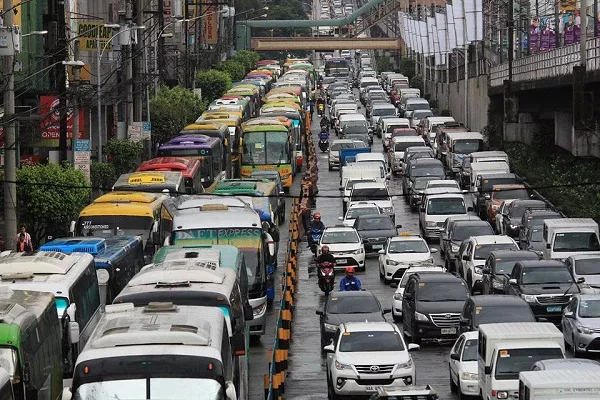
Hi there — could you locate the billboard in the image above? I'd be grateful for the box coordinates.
[39,96,84,140]
[78,22,114,51]
[202,0,219,45]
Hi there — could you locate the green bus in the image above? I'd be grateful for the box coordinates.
[0,289,63,400]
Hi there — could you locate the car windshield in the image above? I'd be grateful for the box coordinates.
[521,267,573,285]
[372,108,397,117]
[474,244,517,260]
[321,230,360,244]
[357,217,394,231]
[331,142,355,151]
[351,188,390,201]
[510,204,545,219]
[553,232,600,252]
[493,188,529,200]
[495,348,564,380]
[339,331,405,352]
[426,198,467,216]
[406,102,430,111]
[388,240,429,254]
[387,124,409,134]
[473,306,534,327]
[346,207,379,219]
[343,124,367,135]
[394,142,424,152]
[428,182,458,190]
[452,225,494,241]
[530,228,543,242]
[413,110,434,119]
[417,282,469,302]
[574,258,600,275]
[494,259,522,275]
[327,295,380,314]
[453,139,483,154]
[462,339,478,361]
[579,299,600,318]
[412,166,445,178]
[413,178,435,190]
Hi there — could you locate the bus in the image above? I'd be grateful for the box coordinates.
[325,57,350,78]
[71,191,167,255]
[180,122,230,173]
[0,252,101,375]
[195,116,243,179]
[157,135,225,189]
[260,106,305,168]
[209,97,252,120]
[64,303,240,400]
[40,236,145,307]
[112,171,186,195]
[240,118,295,189]
[137,157,205,194]
[0,289,62,400]
[159,195,276,337]
[226,85,260,115]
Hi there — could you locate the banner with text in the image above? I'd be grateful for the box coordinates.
[78,22,114,51]
[40,96,84,140]
[202,0,219,45]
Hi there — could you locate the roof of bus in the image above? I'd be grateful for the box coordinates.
[40,236,142,265]
[211,97,249,107]
[113,171,184,192]
[0,252,95,296]
[79,201,158,218]
[227,86,259,95]
[162,135,220,147]
[0,288,56,325]
[198,117,241,127]
[210,179,275,196]
[182,122,228,133]
[242,117,288,130]
[260,110,302,120]
[199,113,243,123]
[153,244,242,267]
[137,157,200,176]
[80,303,225,357]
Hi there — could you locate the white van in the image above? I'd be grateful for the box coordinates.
[478,323,565,400]
[542,218,600,260]
[420,116,455,144]
[419,191,470,240]
[355,152,389,174]
[388,136,426,174]
[519,369,600,400]
[348,181,395,221]
[444,132,485,173]
[470,151,510,166]
[381,118,411,150]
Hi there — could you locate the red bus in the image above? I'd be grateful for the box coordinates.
[137,157,205,194]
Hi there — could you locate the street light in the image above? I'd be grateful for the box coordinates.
[22,30,48,37]
[96,24,145,162]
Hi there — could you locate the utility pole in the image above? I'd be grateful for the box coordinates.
[507,0,514,82]
[157,0,165,89]
[71,40,80,161]
[125,0,134,128]
[56,0,69,163]
[2,0,18,251]
[135,0,144,123]
[580,0,588,66]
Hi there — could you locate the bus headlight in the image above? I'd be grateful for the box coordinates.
[253,303,267,318]
[96,269,110,285]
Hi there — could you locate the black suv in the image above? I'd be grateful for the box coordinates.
[500,199,548,237]
[518,209,564,249]
[441,219,494,272]
[506,260,581,323]
[402,272,469,344]
[459,295,535,333]
[353,214,401,253]
[481,250,540,295]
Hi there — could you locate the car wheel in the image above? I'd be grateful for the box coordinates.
[572,335,580,357]
[449,367,458,393]
[327,376,340,400]
[457,386,467,400]
[467,274,474,294]
[393,312,401,322]
[328,164,333,171]
[378,264,384,280]
[440,246,445,257]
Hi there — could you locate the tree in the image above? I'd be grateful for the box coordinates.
[16,164,91,245]
[400,58,416,80]
[90,162,117,197]
[104,138,144,177]
[150,86,205,146]
[195,69,232,103]
[217,60,246,82]
[410,74,424,93]
[233,50,260,73]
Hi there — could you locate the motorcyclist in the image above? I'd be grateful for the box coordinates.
[316,245,336,265]
[311,212,325,231]
[320,115,330,130]
[316,96,326,114]
[319,127,329,140]
[339,266,362,291]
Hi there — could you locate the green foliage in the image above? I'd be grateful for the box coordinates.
[16,164,91,245]
[440,109,452,117]
[504,142,600,222]
[90,162,116,193]
[255,0,310,38]
[150,86,206,146]
[375,56,392,74]
[217,60,246,82]
[105,138,143,177]
[410,74,424,93]
[195,69,232,103]
[428,99,438,109]
[233,50,260,73]
[399,58,416,80]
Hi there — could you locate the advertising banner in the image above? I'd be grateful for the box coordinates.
[202,0,219,45]
[39,96,83,140]
[78,22,113,51]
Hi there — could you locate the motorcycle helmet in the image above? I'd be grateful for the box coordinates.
[313,212,321,220]
[321,245,329,253]
[345,266,355,274]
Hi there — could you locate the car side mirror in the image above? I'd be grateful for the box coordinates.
[62,388,73,400]
[563,311,574,318]
[462,255,469,261]
[323,344,335,353]
[509,278,518,285]
[482,267,491,274]
[378,249,385,254]
[339,186,343,190]
[450,353,460,361]
[577,277,586,284]
[66,303,77,321]
[546,243,551,249]
[383,308,392,314]
[68,321,80,344]
[408,343,420,351]
[484,366,492,375]
[338,216,343,221]
[225,381,237,400]
[316,309,324,316]
[396,224,403,229]
[390,282,398,288]
[69,220,76,235]
[419,207,425,212]
[430,248,438,253]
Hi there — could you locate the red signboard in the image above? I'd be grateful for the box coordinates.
[20,155,40,165]
[39,95,84,140]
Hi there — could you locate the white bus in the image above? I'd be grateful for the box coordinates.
[0,251,101,374]
[63,303,237,400]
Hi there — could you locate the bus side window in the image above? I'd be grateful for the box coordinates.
[230,284,244,330]
[70,263,101,330]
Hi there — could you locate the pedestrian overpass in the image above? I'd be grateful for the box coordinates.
[249,37,402,51]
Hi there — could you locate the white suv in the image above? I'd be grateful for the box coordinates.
[378,234,436,283]
[317,226,366,271]
[324,322,419,398]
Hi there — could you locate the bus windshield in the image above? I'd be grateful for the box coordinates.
[172,228,265,291]
[243,131,290,165]
[0,347,18,382]
[75,379,223,400]
[76,216,154,239]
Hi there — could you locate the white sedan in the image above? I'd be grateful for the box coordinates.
[317,227,366,271]
[378,234,437,283]
[391,266,445,321]
[338,202,381,227]
[449,331,479,398]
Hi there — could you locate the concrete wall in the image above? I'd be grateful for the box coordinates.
[426,75,489,132]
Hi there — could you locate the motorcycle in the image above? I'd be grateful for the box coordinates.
[309,228,323,254]
[318,131,329,152]
[320,118,329,130]
[317,102,325,116]
[317,261,335,294]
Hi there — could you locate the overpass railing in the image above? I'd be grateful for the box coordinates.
[490,36,600,87]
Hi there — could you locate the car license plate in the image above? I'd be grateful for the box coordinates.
[365,386,382,392]
[547,305,562,312]
[336,259,347,264]
[441,328,457,335]
[372,245,383,250]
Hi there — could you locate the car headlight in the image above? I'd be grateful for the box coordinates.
[510,224,518,230]
[496,391,508,399]
[578,326,595,335]
[461,372,478,380]
[335,360,353,370]
[415,311,429,322]
[253,303,267,317]
[353,248,364,254]
[492,281,504,289]
[521,294,536,303]
[382,207,394,213]
[426,221,437,227]
[324,323,338,331]
[451,244,460,253]
[386,259,399,266]
[393,293,403,300]
[397,358,413,369]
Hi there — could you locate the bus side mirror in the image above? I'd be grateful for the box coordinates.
[244,303,254,321]
[69,221,76,235]
[232,331,246,355]
[62,388,73,400]
[66,303,77,321]
[69,321,80,344]
[225,381,237,400]
[265,233,276,258]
